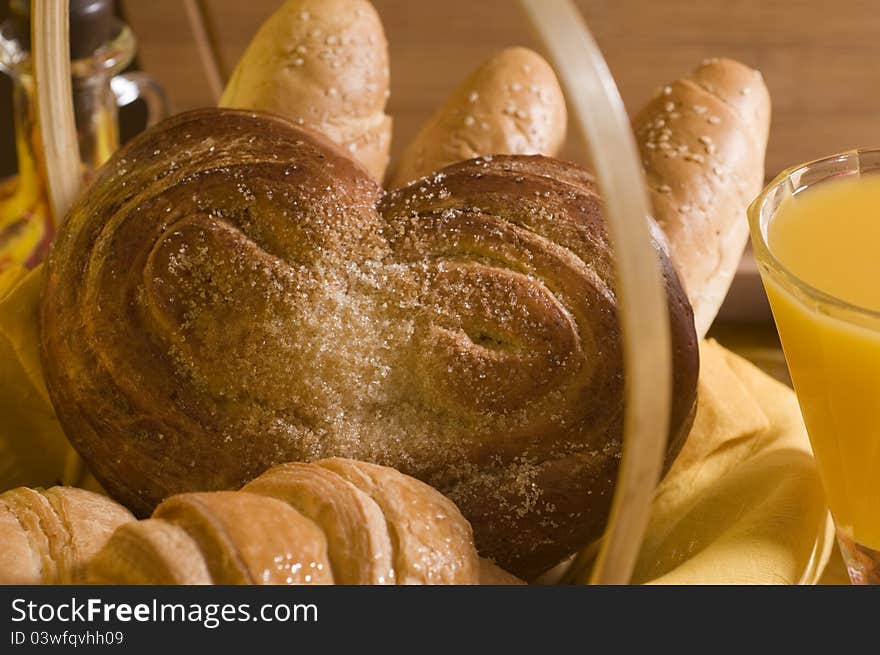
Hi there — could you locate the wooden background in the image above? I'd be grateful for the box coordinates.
[121,0,880,180]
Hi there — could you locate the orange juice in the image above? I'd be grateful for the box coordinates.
[765,175,880,551]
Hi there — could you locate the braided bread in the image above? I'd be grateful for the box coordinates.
[41,108,698,578]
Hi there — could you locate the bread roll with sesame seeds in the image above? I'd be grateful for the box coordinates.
[220,0,392,181]
[388,47,567,187]
[633,58,771,338]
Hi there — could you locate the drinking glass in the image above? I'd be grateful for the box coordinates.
[749,148,880,584]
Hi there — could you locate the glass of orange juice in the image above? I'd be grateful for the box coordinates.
[749,148,880,584]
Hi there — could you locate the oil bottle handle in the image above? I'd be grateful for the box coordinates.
[110,71,169,128]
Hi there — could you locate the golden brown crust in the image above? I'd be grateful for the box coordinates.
[220,0,391,181]
[634,58,771,337]
[87,519,213,585]
[0,486,134,584]
[154,492,334,584]
[316,458,479,584]
[389,47,566,187]
[42,108,697,578]
[88,459,483,585]
[243,461,395,584]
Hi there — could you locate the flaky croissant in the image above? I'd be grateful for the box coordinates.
[41,108,699,579]
[88,458,509,585]
[0,486,133,584]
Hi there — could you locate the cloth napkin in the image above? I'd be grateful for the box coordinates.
[0,265,835,584]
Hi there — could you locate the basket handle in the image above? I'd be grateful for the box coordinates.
[519,0,673,585]
[33,0,85,486]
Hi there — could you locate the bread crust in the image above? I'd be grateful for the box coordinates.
[634,58,771,337]
[220,0,392,181]
[389,47,566,187]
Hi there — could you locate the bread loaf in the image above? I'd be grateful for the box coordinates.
[389,47,566,187]
[633,58,771,337]
[220,0,392,181]
[40,108,698,579]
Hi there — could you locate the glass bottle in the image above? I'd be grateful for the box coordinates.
[0,0,166,272]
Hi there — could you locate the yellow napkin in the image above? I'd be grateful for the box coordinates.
[0,265,835,584]
[0,265,70,489]
[629,340,835,584]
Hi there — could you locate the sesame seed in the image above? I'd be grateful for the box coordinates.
[657,184,672,193]
[663,86,672,95]
[693,105,707,115]
[664,101,675,112]
[708,116,721,124]
[645,142,657,149]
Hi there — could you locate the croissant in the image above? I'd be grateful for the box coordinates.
[0,486,133,584]
[40,108,699,579]
[88,458,516,585]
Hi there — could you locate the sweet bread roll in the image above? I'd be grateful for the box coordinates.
[41,108,698,578]
[0,486,133,584]
[220,0,392,181]
[88,458,480,585]
[389,47,566,187]
[634,58,771,337]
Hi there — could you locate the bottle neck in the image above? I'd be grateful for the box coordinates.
[71,72,120,171]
